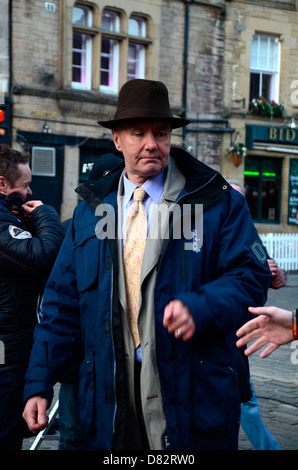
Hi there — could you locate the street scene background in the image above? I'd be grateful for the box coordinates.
[22,274,298,451]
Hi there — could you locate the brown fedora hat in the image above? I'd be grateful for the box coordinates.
[98,79,190,129]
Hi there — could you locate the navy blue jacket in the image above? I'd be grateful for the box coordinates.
[24,149,271,449]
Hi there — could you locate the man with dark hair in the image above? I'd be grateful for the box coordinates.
[23,80,271,450]
[0,144,64,450]
[0,144,30,184]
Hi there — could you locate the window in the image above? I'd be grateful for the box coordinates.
[249,34,280,102]
[72,5,92,90]
[127,44,145,80]
[127,16,146,80]
[100,10,120,93]
[244,157,282,223]
[70,4,152,94]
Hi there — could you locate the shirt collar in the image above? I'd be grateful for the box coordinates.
[123,170,165,208]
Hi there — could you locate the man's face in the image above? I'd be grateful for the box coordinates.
[112,120,171,185]
[5,163,33,200]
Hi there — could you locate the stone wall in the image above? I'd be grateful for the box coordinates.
[160,0,226,170]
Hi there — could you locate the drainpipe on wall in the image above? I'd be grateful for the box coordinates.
[8,0,12,98]
[182,0,190,142]
[182,0,233,147]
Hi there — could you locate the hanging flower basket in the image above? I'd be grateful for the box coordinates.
[230,152,242,167]
[226,142,246,167]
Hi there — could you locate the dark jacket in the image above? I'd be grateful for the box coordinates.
[0,198,64,371]
[23,148,271,449]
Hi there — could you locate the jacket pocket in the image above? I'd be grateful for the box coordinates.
[78,352,95,434]
[193,355,240,437]
[73,224,99,292]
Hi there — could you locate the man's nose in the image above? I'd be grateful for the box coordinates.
[145,133,158,150]
[27,187,33,197]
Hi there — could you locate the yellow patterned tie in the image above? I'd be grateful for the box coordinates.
[123,187,147,348]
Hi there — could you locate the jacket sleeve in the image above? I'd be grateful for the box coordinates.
[23,214,82,404]
[0,205,64,277]
[176,190,272,334]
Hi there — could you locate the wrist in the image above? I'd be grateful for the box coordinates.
[292,309,298,340]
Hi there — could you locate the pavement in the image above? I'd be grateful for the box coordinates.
[22,274,298,451]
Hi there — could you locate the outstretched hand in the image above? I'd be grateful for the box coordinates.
[236,306,293,358]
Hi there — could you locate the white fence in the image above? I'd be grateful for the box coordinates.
[259,233,298,271]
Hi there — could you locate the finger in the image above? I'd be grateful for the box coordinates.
[236,334,256,348]
[244,336,269,356]
[169,308,187,334]
[180,322,196,341]
[248,306,276,318]
[163,302,174,327]
[29,413,48,434]
[174,313,196,341]
[163,300,182,332]
[237,328,263,347]
[175,326,183,339]
[37,405,49,429]
[236,336,249,348]
[23,410,41,434]
[259,343,278,358]
[236,318,259,338]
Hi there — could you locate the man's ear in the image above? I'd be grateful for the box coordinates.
[111,130,121,152]
[0,176,8,194]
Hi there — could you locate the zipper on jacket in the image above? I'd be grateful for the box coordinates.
[110,265,117,436]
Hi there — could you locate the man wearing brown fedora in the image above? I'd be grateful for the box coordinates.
[23,79,271,450]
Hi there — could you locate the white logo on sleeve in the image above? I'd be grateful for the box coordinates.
[8,225,32,239]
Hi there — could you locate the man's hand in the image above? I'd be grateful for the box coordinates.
[271,267,286,289]
[163,299,196,341]
[22,200,43,213]
[267,259,278,277]
[236,306,293,358]
[23,396,49,434]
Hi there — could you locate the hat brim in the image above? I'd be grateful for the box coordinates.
[98,116,190,130]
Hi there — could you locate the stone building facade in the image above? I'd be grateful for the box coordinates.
[1,0,298,233]
[222,0,298,233]
[1,0,227,220]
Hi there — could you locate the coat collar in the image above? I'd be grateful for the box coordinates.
[75,146,231,210]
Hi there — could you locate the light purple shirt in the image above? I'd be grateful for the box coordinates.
[122,170,165,240]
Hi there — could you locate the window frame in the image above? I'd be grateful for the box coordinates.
[100,9,123,94]
[249,34,281,103]
[70,3,152,94]
[127,15,147,81]
[71,4,95,91]
[127,42,145,81]
[100,36,120,94]
[72,31,93,90]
